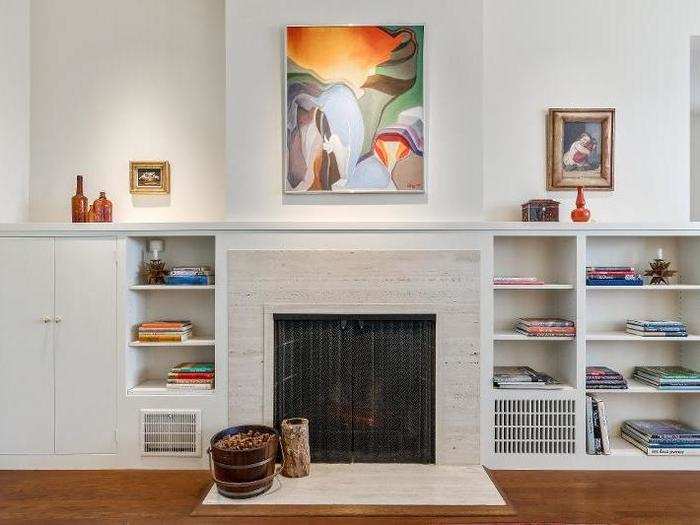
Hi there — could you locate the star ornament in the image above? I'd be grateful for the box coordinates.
[644,259,677,285]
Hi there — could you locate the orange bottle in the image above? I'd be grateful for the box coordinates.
[94,191,113,222]
[71,176,88,222]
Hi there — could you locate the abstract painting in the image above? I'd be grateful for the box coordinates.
[285,25,425,193]
[547,108,614,190]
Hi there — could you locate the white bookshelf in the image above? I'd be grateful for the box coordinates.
[485,232,700,470]
[124,236,216,397]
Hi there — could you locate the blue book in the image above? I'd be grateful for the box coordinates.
[587,278,643,286]
[164,275,212,285]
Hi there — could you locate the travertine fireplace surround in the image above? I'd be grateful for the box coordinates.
[228,250,480,464]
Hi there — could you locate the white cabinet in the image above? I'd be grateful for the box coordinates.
[0,237,117,455]
[0,238,55,453]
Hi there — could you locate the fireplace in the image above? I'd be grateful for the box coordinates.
[229,249,480,465]
[273,314,435,463]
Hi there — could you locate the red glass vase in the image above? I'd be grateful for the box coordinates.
[571,186,591,222]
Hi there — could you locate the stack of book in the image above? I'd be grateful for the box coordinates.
[586,394,611,455]
[493,276,544,286]
[515,317,575,337]
[493,366,563,389]
[165,266,214,286]
[138,320,192,343]
[586,266,643,286]
[167,362,215,390]
[633,366,700,391]
[626,319,688,338]
[586,366,628,390]
[621,419,700,455]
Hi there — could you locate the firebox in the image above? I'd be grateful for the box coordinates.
[273,314,436,463]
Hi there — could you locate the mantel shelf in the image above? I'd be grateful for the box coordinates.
[494,284,574,290]
[129,338,215,347]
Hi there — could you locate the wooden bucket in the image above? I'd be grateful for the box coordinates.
[208,425,280,498]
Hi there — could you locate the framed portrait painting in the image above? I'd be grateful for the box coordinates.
[284,25,425,193]
[547,108,614,190]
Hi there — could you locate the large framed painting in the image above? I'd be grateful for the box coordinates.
[547,108,614,190]
[285,25,425,193]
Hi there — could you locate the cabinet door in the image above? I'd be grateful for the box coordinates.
[54,238,117,454]
[0,238,55,453]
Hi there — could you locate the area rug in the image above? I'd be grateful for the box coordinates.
[192,464,514,517]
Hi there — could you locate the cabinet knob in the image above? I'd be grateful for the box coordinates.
[54,316,62,323]
[41,316,51,323]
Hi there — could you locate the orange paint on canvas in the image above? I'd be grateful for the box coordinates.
[287,26,400,91]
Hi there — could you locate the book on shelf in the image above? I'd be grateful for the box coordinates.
[166,362,215,390]
[167,372,215,380]
[493,276,545,285]
[164,274,214,285]
[166,382,213,390]
[625,320,688,338]
[493,366,564,389]
[632,366,700,390]
[586,366,627,390]
[137,320,193,342]
[621,420,700,455]
[170,362,215,374]
[516,317,575,327]
[138,332,192,342]
[586,394,610,455]
[515,317,575,337]
[586,266,643,286]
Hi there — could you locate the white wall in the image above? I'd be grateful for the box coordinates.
[0,0,30,222]
[483,0,700,222]
[29,0,226,222]
[225,0,483,222]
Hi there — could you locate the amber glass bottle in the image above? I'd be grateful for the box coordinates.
[94,191,113,222]
[71,176,88,222]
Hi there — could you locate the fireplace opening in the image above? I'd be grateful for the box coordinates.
[273,314,436,463]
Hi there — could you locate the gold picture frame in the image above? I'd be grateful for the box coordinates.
[129,161,170,194]
[547,108,614,191]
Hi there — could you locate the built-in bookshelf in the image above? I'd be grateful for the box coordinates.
[486,232,700,469]
[125,236,216,396]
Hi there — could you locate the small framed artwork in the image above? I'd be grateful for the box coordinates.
[547,108,614,190]
[129,161,170,194]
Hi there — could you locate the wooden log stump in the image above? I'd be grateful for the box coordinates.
[280,418,311,478]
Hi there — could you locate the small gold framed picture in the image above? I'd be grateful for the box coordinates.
[129,161,170,194]
[547,108,614,191]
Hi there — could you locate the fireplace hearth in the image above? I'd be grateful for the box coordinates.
[274,314,435,463]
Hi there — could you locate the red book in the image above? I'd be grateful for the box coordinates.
[523,326,576,334]
[167,372,215,380]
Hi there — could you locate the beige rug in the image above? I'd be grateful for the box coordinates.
[193,464,513,517]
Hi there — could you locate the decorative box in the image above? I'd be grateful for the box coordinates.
[521,199,560,222]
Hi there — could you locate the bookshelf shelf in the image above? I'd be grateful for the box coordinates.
[129,284,215,291]
[127,379,214,396]
[494,284,574,290]
[494,332,575,341]
[586,332,700,342]
[587,379,700,394]
[129,338,215,347]
[587,284,700,291]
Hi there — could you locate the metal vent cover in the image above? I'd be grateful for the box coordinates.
[494,398,575,454]
[140,409,201,457]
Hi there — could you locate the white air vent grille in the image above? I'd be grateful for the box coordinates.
[140,409,201,457]
[494,399,575,454]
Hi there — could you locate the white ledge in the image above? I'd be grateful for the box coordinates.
[3,220,700,235]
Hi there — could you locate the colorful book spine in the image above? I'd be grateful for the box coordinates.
[138,333,191,342]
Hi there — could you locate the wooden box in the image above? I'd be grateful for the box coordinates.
[521,199,560,222]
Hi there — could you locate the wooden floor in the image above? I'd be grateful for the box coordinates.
[1,469,699,524]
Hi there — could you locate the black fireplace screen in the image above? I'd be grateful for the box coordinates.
[273,314,435,463]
